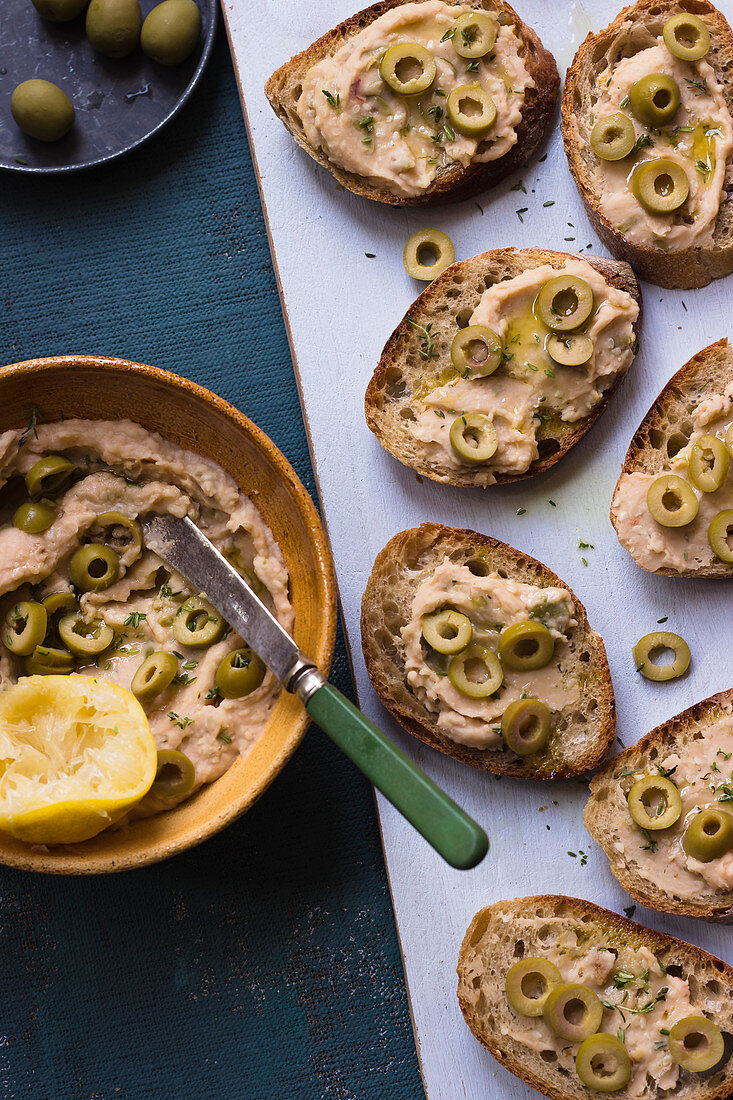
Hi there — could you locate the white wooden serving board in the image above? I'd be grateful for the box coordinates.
[222,2,733,1096]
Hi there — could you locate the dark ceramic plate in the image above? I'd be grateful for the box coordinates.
[0,0,216,173]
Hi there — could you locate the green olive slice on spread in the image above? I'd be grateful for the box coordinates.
[25,455,75,498]
[682,807,733,862]
[69,543,120,591]
[173,596,226,647]
[450,12,497,58]
[150,749,196,799]
[4,601,48,656]
[725,422,733,458]
[421,608,473,655]
[668,1016,724,1071]
[448,644,502,698]
[632,158,689,214]
[450,325,502,376]
[379,43,437,96]
[688,434,729,492]
[449,413,498,464]
[42,591,78,617]
[536,276,594,332]
[215,648,267,698]
[546,332,594,367]
[12,501,57,534]
[58,613,114,657]
[590,112,636,161]
[446,84,497,135]
[89,511,143,555]
[646,474,699,527]
[663,13,711,62]
[403,228,455,281]
[708,509,733,563]
[25,644,75,675]
[633,631,690,682]
[542,983,603,1042]
[501,698,551,756]
[131,651,178,701]
[629,73,680,127]
[505,957,561,1016]
[628,775,682,830]
[575,1033,631,1093]
[498,621,554,671]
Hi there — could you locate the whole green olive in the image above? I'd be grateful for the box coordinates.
[11,80,75,142]
[682,807,733,862]
[24,455,75,498]
[69,543,120,591]
[629,73,680,127]
[32,0,88,21]
[86,0,142,58]
[214,648,266,698]
[12,501,56,534]
[141,0,201,66]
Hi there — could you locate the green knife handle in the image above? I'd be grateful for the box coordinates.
[306,683,488,870]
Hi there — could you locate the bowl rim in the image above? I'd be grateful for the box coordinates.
[0,354,338,873]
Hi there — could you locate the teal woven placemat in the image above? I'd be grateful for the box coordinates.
[0,28,424,1100]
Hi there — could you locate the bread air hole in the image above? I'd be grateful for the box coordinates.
[467,558,490,576]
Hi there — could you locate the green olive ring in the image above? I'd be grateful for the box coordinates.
[663,13,711,62]
[25,644,75,675]
[41,591,78,618]
[421,608,473,655]
[403,228,455,281]
[546,332,594,367]
[590,113,636,161]
[505,957,561,1016]
[173,596,226,648]
[629,73,680,127]
[88,511,143,556]
[449,413,498,464]
[450,325,502,376]
[575,1033,631,1093]
[446,84,497,136]
[25,454,75,498]
[69,543,120,592]
[725,422,733,458]
[498,621,554,671]
[708,509,733,563]
[682,807,733,862]
[668,1015,724,1071]
[131,651,178,701]
[12,501,57,534]
[58,613,114,657]
[150,749,197,799]
[501,698,551,756]
[646,474,699,527]
[633,631,690,682]
[628,775,682,830]
[448,644,502,698]
[542,983,603,1042]
[450,11,497,58]
[632,158,690,214]
[379,43,437,96]
[215,648,267,699]
[4,601,48,656]
[688,434,729,492]
[536,276,594,332]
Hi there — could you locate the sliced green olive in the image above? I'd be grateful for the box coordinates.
[546,332,594,367]
[543,983,603,1042]
[446,84,496,135]
[575,1033,631,1092]
[173,596,226,648]
[632,158,689,214]
[450,12,497,58]
[403,228,455,281]
[12,501,57,534]
[448,644,502,698]
[669,1015,724,1071]
[69,543,120,591]
[708,509,733,563]
[450,325,502,376]
[41,591,77,617]
[536,276,594,332]
[25,455,75,498]
[421,608,472,655]
[25,643,74,675]
[215,648,266,698]
[379,43,436,96]
[449,413,498,464]
[629,73,680,127]
[663,13,710,62]
[688,434,729,492]
[3,601,48,656]
[499,621,554,671]
[131,651,178,701]
[682,807,733,862]
[505,957,561,1016]
[725,422,733,458]
[58,613,114,656]
[590,112,636,160]
[628,775,682,830]
[88,510,142,555]
[647,474,699,527]
[150,748,196,799]
[501,698,551,756]
[633,631,690,682]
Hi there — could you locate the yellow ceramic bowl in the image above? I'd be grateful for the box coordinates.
[0,356,337,874]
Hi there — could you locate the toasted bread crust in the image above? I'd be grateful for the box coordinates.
[562,0,733,289]
[586,687,733,923]
[610,337,733,577]
[365,248,641,487]
[457,894,733,1100]
[265,0,559,207]
[361,523,616,778]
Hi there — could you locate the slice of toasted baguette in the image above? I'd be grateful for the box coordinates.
[360,523,615,778]
[457,894,733,1100]
[365,248,641,487]
[585,688,733,923]
[562,0,733,289]
[264,0,559,207]
[610,338,733,577]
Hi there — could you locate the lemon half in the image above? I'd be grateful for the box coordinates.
[0,676,157,844]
